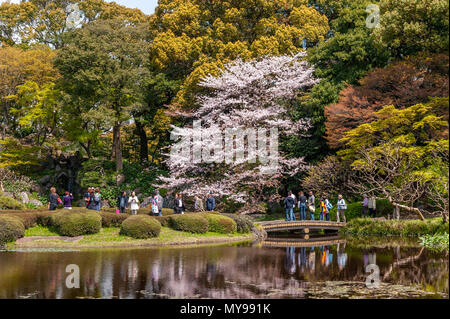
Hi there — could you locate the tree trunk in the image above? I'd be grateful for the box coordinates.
[135,119,149,164]
[392,203,425,221]
[113,123,123,172]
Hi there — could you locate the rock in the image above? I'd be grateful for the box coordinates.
[19,192,30,204]
[101,200,110,209]
[1,192,14,199]
[28,199,43,207]
[40,175,51,185]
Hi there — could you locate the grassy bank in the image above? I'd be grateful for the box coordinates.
[7,225,254,249]
[341,218,449,237]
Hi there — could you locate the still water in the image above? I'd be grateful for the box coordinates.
[0,236,448,299]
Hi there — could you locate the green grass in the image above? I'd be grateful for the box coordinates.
[419,233,449,252]
[12,226,253,249]
[24,225,59,237]
[341,217,449,237]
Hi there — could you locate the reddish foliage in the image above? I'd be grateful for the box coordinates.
[325,53,449,149]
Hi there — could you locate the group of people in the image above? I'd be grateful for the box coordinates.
[84,187,103,211]
[362,194,377,218]
[284,191,348,223]
[116,191,217,216]
[48,187,75,211]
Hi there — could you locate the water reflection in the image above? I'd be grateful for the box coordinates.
[0,238,447,299]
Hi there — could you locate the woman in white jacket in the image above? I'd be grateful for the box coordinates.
[128,192,140,215]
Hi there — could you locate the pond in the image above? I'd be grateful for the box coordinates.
[0,235,448,299]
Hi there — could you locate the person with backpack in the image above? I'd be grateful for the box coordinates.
[94,187,102,211]
[308,191,316,220]
[284,191,296,222]
[325,195,333,221]
[298,191,307,221]
[48,187,59,211]
[336,194,347,223]
[63,191,74,210]
[84,188,92,208]
[319,197,328,221]
[87,187,96,210]
[206,194,216,211]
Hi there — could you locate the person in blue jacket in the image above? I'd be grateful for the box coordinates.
[206,194,216,211]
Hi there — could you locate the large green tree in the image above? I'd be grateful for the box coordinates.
[54,19,151,174]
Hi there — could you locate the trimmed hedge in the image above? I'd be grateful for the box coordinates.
[221,213,253,233]
[152,215,171,227]
[51,211,102,237]
[120,215,161,239]
[99,212,129,227]
[169,214,209,233]
[0,215,25,245]
[203,214,237,234]
[0,195,26,210]
[341,218,449,237]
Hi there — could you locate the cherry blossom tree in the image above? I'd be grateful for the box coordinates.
[160,53,319,214]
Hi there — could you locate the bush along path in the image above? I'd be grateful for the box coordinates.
[0,208,257,249]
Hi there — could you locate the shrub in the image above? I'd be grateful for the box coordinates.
[3,213,38,229]
[203,214,237,234]
[51,211,102,237]
[342,218,450,236]
[0,215,25,245]
[120,215,161,239]
[0,195,26,210]
[222,213,253,233]
[152,215,171,227]
[169,214,209,233]
[99,212,129,227]
[162,208,174,216]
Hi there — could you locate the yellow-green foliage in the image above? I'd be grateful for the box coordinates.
[203,214,237,234]
[0,215,25,245]
[169,214,209,234]
[51,211,102,237]
[0,195,26,210]
[342,218,449,237]
[120,215,161,239]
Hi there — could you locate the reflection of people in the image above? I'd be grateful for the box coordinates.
[363,249,369,268]
[284,247,296,275]
[368,249,377,266]
[337,243,348,270]
[308,247,316,273]
[298,247,307,272]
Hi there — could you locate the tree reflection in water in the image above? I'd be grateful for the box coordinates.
[0,240,447,299]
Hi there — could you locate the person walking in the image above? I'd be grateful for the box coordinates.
[362,194,369,217]
[48,187,59,211]
[284,191,296,222]
[128,192,140,215]
[206,194,216,211]
[94,187,102,211]
[368,196,377,218]
[194,195,204,212]
[298,191,307,221]
[156,190,164,216]
[63,191,74,210]
[87,187,96,210]
[117,191,128,214]
[336,194,347,223]
[308,191,316,220]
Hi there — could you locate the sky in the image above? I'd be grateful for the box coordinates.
[0,0,158,15]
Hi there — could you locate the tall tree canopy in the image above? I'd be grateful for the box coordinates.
[0,0,148,48]
[325,53,449,149]
[54,19,151,173]
[149,0,330,111]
